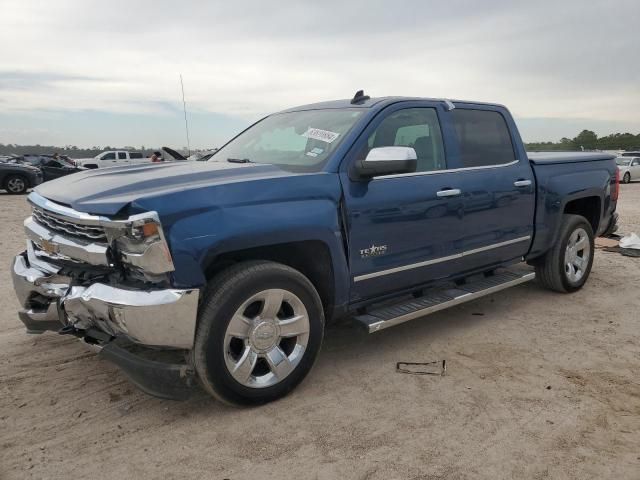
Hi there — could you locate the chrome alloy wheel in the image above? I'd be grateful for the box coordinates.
[7,177,26,193]
[564,227,591,283]
[223,289,310,388]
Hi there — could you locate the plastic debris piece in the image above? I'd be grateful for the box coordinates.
[619,233,640,249]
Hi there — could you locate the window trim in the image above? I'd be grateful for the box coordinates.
[451,107,519,169]
[373,158,520,180]
[346,105,448,179]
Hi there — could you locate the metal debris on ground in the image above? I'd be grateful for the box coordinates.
[396,360,446,376]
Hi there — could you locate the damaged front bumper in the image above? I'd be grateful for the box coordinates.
[12,251,200,400]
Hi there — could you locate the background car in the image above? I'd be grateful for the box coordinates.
[19,154,85,182]
[616,156,640,183]
[0,160,43,194]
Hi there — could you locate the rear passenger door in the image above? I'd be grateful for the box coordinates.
[446,106,535,273]
[116,151,129,165]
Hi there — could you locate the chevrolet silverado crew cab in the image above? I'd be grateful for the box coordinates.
[12,92,619,405]
[75,150,147,169]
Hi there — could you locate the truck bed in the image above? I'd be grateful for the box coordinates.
[528,151,615,164]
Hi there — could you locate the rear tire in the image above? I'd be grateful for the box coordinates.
[623,172,631,184]
[535,214,594,293]
[194,261,324,406]
[4,175,28,194]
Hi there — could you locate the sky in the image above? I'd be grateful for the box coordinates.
[0,0,638,149]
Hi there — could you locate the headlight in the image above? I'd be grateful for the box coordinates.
[115,214,175,275]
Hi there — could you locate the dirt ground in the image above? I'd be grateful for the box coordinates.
[1,185,639,480]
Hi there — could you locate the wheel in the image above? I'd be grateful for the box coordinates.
[535,214,594,293]
[194,261,324,406]
[4,175,28,194]
[622,172,631,184]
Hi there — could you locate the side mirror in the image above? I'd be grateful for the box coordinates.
[353,146,417,179]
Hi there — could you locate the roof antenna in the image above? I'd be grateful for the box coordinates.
[179,74,191,156]
[350,89,370,104]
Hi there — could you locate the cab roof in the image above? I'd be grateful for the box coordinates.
[280,96,507,113]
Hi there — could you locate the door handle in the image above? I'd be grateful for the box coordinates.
[514,180,532,187]
[436,188,462,197]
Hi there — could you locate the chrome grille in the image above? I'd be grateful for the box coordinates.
[32,206,108,242]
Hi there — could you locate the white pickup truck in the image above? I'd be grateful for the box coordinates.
[74,150,149,169]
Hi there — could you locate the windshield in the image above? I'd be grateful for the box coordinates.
[211,109,363,172]
[616,157,631,166]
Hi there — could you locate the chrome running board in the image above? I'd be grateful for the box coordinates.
[354,266,535,333]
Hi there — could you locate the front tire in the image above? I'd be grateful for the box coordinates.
[535,214,594,293]
[4,175,28,194]
[194,261,324,406]
[623,172,631,184]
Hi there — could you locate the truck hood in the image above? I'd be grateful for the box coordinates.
[35,161,301,215]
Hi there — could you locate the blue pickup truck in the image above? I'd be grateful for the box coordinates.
[12,92,619,405]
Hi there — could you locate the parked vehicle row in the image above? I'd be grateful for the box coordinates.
[0,154,84,193]
[11,93,619,406]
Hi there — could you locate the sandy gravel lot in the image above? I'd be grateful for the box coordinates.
[1,185,639,480]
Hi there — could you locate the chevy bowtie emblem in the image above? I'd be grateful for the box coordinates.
[40,239,59,254]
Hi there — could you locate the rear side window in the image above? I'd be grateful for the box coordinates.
[117,152,127,160]
[451,109,516,167]
[130,152,143,159]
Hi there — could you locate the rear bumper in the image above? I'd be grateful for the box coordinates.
[11,251,200,400]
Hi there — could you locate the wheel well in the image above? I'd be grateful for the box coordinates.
[564,196,601,233]
[205,241,335,319]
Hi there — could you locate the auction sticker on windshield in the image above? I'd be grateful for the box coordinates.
[302,128,340,144]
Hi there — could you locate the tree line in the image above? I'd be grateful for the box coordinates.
[525,130,640,152]
[2,130,639,157]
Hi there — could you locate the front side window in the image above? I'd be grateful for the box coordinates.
[452,109,516,167]
[364,108,446,172]
[212,109,363,172]
[101,153,116,160]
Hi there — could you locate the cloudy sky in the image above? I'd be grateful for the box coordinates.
[1,0,638,149]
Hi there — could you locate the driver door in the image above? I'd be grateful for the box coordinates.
[340,102,465,301]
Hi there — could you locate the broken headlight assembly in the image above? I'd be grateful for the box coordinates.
[114,213,175,279]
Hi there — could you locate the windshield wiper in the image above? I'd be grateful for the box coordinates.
[227,158,252,163]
